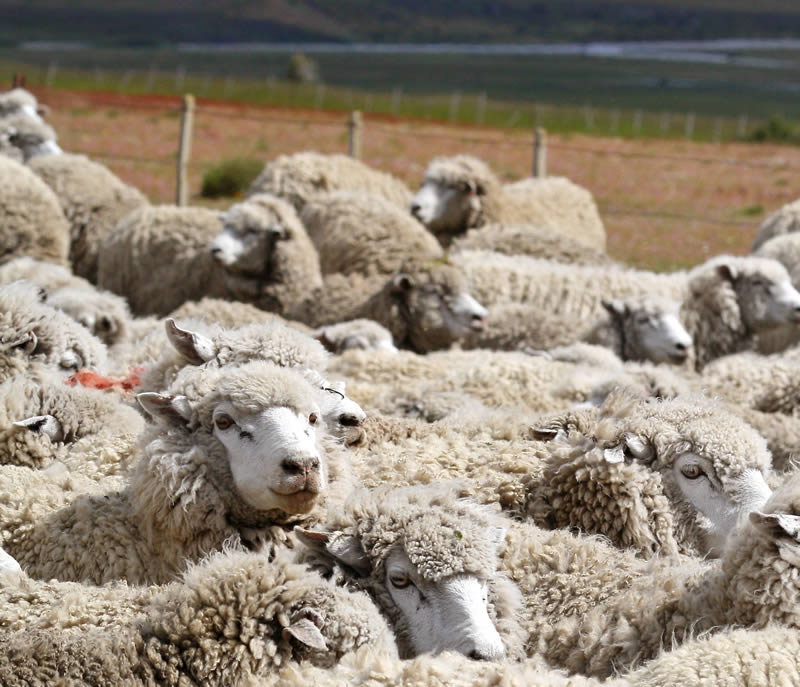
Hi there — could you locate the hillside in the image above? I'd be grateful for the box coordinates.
[3,0,800,45]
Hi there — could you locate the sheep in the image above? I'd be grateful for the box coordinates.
[170,296,313,332]
[0,155,70,267]
[295,483,527,661]
[542,472,800,678]
[0,112,60,161]
[411,154,606,251]
[300,191,443,276]
[247,151,413,213]
[451,249,686,316]
[314,318,398,354]
[463,295,692,365]
[623,626,800,687]
[522,393,774,558]
[0,256,132,345]
[29,152,149,282]
[752,197,800,251]
[209,192,324,316]
[451,222,613,265]
[0,281,108,383]
[97,204,231,316]
[0,360,354,584]
[0,88,47,122]
[0,548,395,685]
[681,255,800,369]
[136,319,366,447]
[289,260,488,354]
[0,372,143,480]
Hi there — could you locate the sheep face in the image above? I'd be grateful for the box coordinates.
[411,178,481,235]
[210,203,285,277]
[391,264,488,352]
[211,402,325,515]
[316,381,366,446]
[296,486,525,661]
[719,259,800,331]
[603,298,692,364]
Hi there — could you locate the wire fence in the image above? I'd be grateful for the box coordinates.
[35,86,800,268]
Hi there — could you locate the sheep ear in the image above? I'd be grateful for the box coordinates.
[13,415,64,442]
[341,334,370,351]
[282,618,327,650]
[716,263,736,282]
[137,392,193,424]
[750,511,800,541]
[622,432,654,461]
[165,319,216,365]
[531,427,561,442]
[391,273,415,293]
[294,527,370,575]
[602,299,627,317]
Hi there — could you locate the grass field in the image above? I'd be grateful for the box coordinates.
[32,86,800,273]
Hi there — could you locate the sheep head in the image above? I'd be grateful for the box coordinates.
[295,484,525,661]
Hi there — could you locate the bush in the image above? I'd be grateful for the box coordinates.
[747,116,799,144]
[200,158,263,199]
[288,53,320,83]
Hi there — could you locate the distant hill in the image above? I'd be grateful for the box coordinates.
[3,0,800,45]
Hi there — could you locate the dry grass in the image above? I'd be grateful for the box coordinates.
[38,87,800,272]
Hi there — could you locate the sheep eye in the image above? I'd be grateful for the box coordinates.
[309,413,318,425]
[390,572,411,589]
[680,464,704,480]
[215,414,234,430]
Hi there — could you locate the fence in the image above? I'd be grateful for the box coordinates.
[31,86,800,270]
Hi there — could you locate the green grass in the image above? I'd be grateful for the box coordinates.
[200,157,263,199]
[3,49,798,143]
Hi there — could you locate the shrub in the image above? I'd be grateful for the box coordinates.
[748,116,798,144]
[201,158,263,199]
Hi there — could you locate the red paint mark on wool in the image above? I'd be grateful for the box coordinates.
[64,367,144,392]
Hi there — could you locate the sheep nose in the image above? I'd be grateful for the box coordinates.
[468,649,491,661]
[210,246,222,256]
[281,455,320,477]
[675,342,688,352]
[410,203,421,217]
[338,413,363,427]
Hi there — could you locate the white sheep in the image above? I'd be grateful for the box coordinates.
[411,154,606,250]
[314,319,398,354]
[752,197,800,251]
[97,204,232,316]
[0,281,108,383]
[0,88,47,122]
[0,360,353,584]
[300,190,443,276]
[289,260,488,354]
[0,112,60,161]
[0,257,132,345]
[29,152,149,282]
[0,155,70,267]
[170,297,312,332]
[247,151,412,213]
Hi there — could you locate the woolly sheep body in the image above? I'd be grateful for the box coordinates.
[315,318,397,354]
[301,191,443,277]
[451,222,612,265]
[170,297,313,333]
[29,153,149,282]
[97,204,230,316]
[247,151,412,213]
[0,155,70,267]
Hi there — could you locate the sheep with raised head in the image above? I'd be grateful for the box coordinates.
[0,256,132,345]
[29,152,149,282]
[0,88,47,122]
[0,360,353,584]
[752,197,800,251]
[0,155,70,267]
[0,281,108,382]
[301,191,443,277]
[247,151,412,213]
[97,204,231,316]
[543,473,800,678]
[290,260,488,354]
[0,112,60,161]
[0,548,395,685]
[411,154,606,251]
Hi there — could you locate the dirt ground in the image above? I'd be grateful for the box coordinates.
[35,87,800,271]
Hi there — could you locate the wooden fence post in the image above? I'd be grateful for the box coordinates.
[348,110,363,159]
[175,94,195,207]
[533,127,547,177]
